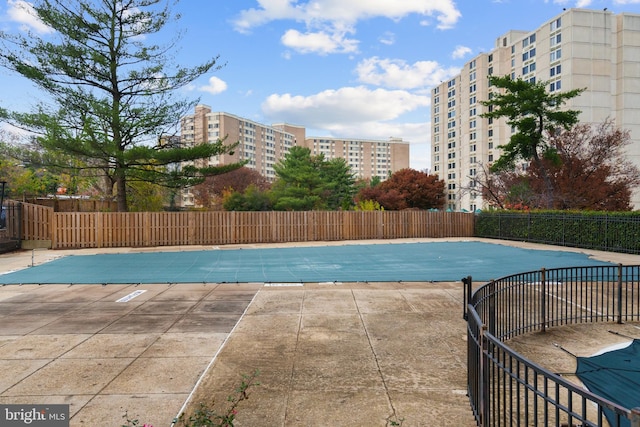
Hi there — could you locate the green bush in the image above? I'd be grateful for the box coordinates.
[475,210,640,254]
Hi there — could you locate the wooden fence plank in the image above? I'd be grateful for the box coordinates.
[16,203,475,249]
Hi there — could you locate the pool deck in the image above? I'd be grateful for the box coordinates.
[0,238,639,426]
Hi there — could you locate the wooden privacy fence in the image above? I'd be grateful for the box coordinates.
[16,203,475,249]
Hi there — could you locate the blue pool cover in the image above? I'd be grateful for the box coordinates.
[576,340,640,427]
[0,241,614,285]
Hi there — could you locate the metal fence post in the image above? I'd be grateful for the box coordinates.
[618,263,623,324]
[480,325,489,427]
[541,268,547,332]
[462,276,472,320]
[489,280,496,336]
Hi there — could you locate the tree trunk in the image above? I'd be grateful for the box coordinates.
[115,169,127,212]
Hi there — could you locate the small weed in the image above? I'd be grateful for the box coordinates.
[386,413,405,426]
[121,370,260,427]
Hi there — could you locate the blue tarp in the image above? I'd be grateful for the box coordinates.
[0,241,613,285]
[576,340,640,427]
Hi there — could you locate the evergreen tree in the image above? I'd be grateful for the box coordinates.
[0,0,242,211]
[480,76,584,207]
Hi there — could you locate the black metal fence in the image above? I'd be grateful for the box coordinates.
[475,212,640,254]
[466,265,640,426]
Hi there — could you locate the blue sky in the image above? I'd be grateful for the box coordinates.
[2,0,640,171]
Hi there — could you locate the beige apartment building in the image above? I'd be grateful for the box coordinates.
[300,136,410,181]
[178,104,410,207]
[431,8,640,211]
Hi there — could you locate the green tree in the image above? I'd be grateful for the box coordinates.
[320,157,357,210]
[480,76,584,207]
[0,0,242,211]
[271,146,324,210]
[223,184,273,211]
[270,146,356,211]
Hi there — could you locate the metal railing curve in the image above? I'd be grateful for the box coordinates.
[465,265,640,426]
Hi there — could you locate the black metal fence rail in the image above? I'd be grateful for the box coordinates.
[475,212,640,254]
[466,265,640,426]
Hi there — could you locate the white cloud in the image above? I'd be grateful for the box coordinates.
[355,57,460,90]
[379,31,396,45]
[281,29,358,54]
[451,45,472,59]
[262,87,431,171]
[199,76,228,95]
[233,0,461,55]
[7,0,53,34]
[262,86,428,127]
[234,0,461,31]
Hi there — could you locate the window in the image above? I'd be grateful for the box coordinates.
[448,100,456,108]
[469,83,476,93]
[448,78,456,87]
[488,66,494,76]
[550,48,562,62]
[488,129,494,137]
[470,132,476,141]
[469,59,476,69]
[550,17,561,31]
[488,154,494,162]
[469,107,477,116]
[469,120,476,129]
[523,48,536,61]
[448,110,456,118]
[550,64,561,77]
[434,96,440,104]
[448,89,456,98]
[488,54,493,62]
[550,79,562,92]
[469,71,476,81]
[469,95,476,105]
[551,33,561,46]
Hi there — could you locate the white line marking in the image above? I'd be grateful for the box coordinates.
[116,290,147,302]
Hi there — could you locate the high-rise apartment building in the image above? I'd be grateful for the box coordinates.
[178,105,410,207]
[178,104,302,206]
[300,136,410,180]
[431,8,640,211]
